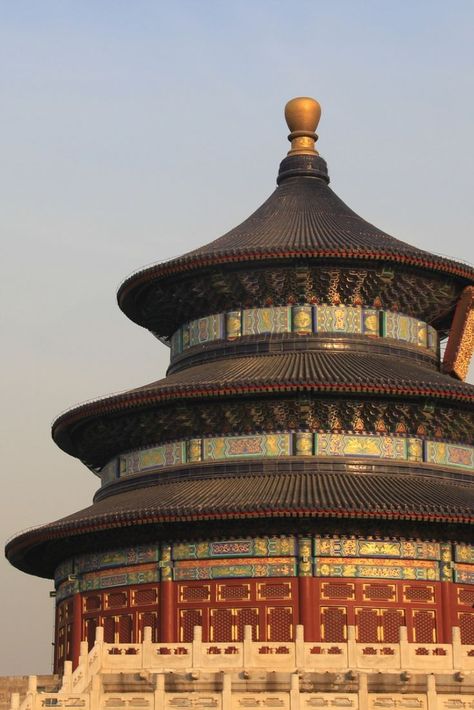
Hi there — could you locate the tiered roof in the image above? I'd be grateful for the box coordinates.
[6,97,473,577]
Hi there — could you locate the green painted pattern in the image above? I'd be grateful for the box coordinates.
[170,304,438,357]
[53,537,474,600]
[172,537,297,560]
[106,432,474,482]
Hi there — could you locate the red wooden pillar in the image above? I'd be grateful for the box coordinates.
[441,582,454,643]
[298,537,316,640]
[72,592,82,669]
[299,577,316,640]
[160,544,176,642]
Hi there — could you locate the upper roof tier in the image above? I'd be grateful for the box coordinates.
[117,97,474,337]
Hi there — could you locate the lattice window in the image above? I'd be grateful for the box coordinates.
[133,588,158,607]
[321,607,346,642]
[218,584,250,601]
[403,585,435,603]
[210,608,234,641]
[57,626,65,660]
[459,613,474,644]
[458,588,474,606]
[363,584,395,602]
[179,585,211,602]
[412,610,436,642]
[381,609,405,643]
[65,624,73,659]
[84,595,102,612]
[107,591,128,609]
[85,617,99,650]
[235,608,259,640]
[179,609,203,642]
[103,616,116,643]
[356,608,379,643]
[321,583,355,600]
[65,601,73,618]
[267,607,293,641]
[139,612,159,642]
[258,583,292,600]
[118,615,133,643]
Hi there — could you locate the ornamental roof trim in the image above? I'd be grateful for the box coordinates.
[117,164,474,328]
[6,468,473,577]
[52,351,474,456]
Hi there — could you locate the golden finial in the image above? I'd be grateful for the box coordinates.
[284,96,321,156]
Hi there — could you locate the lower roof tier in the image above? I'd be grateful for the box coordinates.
[52,350,474,469]
[6,461,474,578]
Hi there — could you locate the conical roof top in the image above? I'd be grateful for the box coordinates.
[174,168,468,267]
[118,98,473,334]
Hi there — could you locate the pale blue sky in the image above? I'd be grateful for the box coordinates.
[1,1,473,674]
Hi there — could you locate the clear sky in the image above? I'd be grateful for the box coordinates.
[1,0,473,675]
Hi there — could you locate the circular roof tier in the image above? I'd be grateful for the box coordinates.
[6,463,473,578]
[118,105,474,337]
[52,350,474,469]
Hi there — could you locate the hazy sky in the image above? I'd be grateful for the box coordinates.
[1,1,473,675]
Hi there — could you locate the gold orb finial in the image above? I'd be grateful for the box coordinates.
[284,96,321,156]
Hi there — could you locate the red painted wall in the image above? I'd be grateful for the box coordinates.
[54,578,474,673]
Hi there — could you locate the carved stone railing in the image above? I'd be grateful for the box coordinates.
[9,625,474,710]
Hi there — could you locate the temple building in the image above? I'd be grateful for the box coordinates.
[4,97,474,710]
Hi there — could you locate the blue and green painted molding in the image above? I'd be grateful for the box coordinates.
[170,304,438,357]
[54,537,474,600]
[102,432,474,483]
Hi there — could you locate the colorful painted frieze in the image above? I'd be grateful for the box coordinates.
[425,441,474,470]
[242,306,291,335]
[226,310,242,340]
[417,321,428,348]
[170,305,437,356]
[188,313,224,348]
[55,545,160,587]
[140,443,185,470]
[81,563,159,591]
[110,434,473,483]
[186,438,202,462]
[203,433,291,461]
[173,557,297,581]
[314,557,440,581]
[314,538,441,561]
[439,543,453,581]
[56,562,160,600]
[292,305,313,334]
[455,544,474,564]
[315,305,363,334]
[75,545,159,575]
[382,311,428,348]
[315,433,408,460]
[298,538,313,577]
[172,537,297,561]
[118,442,185,477]
[294,432,314,456]
[362,309,379,337]
[454,564,474,585]
[160,543,173,582]
[407,438,424,462]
